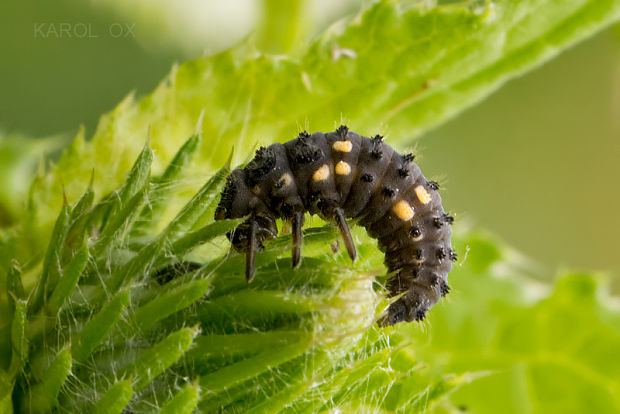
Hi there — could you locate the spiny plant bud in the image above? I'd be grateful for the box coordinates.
[3,132,447,413]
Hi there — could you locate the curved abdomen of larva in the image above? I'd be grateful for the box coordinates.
[214,126,455,326]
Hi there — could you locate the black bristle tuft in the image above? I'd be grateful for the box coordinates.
[440,280,451,296]
[415,249,423,261]
[245,146,277,182]
[370,135,384,159]
[436,247,446,260]
[430,274,439,287]
[336,125,349,138]
[382,186,396,197]
[427,181,439,191]
[361,173,374,183]
[433,217,443,228]
[215,175,237,219]
[294,140,323,164]
[449,249,458,262]
[414,309,426,321]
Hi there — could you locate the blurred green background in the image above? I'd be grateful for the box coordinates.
[0,0,618,280]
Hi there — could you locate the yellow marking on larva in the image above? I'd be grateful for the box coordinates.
[278,173,292,187]
[392,200,415,221]
[252,185,261,195]
[332,140,353,152]
[415,185,432,204]
[335,161,351,175]
[312,164,330,181]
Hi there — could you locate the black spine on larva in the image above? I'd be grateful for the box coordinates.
[214,127,454,326]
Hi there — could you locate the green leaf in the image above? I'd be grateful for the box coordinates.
[9,298,27,377]
[92,380,133,414]
[162,159,231,241]
[2,262,25,367]
[23,0,620,256]
[112,139,153,218]
[120,326,197,390]
[386,372,485,412]
[72,290,130,364]
[0,132,66,226]
[104,237,165,296]
[184,330,308,362]
[23,347,72,413]
[4,2,620,412]
[47,243,89,314]
[0,370,13,407]
[196,289,319,323]
[93,185,149,256]
[6,262,25,304]
[242,351,332,414]
[0,377,12,414]
[256,0,307,54]
[132,130,202,236]
[103,164,231,296]
[167,219,240,262]
[62,178,95,258]
[159,382,201,414]
[132,277,211,331]
[29,198,71,314]
[198,339,313,394]
[403,234,620,413]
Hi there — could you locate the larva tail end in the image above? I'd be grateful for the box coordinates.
[378,292,430,326]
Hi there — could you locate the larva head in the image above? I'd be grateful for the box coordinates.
[214,169,254,220]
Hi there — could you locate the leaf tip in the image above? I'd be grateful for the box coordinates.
[88,168,95,190]
[194,108,206,137]
[145,126,152,150]
[61,185,68,206]
[224,147,234,170]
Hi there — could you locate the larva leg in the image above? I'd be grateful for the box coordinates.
[291,211,304,268]
[245,220,258,282]
[227,214,277,282]
[334,208,356,261]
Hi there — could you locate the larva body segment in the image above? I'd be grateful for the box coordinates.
[214,127,455,326]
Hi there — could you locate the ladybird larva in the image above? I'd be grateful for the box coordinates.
[214,126,455,326]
